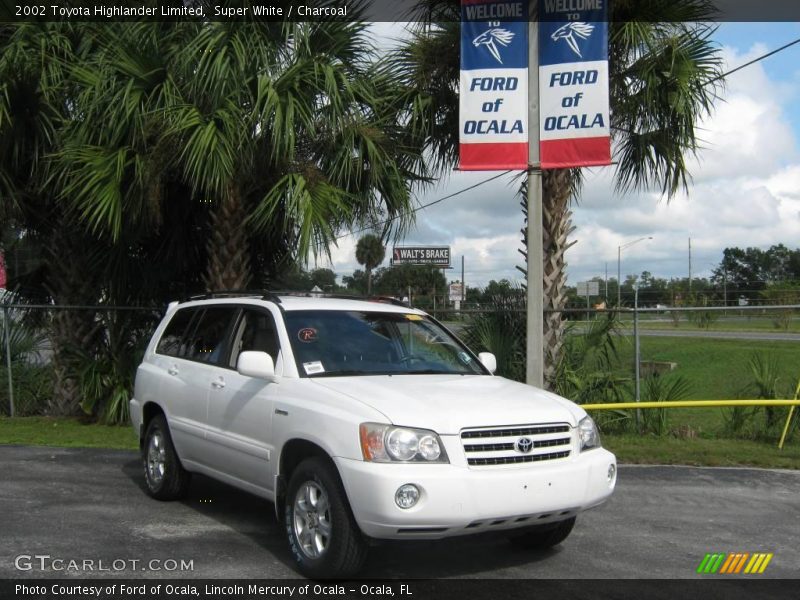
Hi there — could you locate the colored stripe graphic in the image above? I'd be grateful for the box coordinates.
[699,553,773,575]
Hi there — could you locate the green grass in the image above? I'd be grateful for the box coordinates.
[604,434,800,469]
[1,415,798,469]
[0,417,138,450]
[616,314,800,333]
[606,336,800,435]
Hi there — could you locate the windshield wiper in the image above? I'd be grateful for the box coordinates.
[402,369,459,375]
[310,370,371,377]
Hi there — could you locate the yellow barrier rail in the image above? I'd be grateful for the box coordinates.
[581,400,800,410]
[581,398,800,450]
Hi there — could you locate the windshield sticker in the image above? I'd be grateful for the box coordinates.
[459,351,472,363]
[297,327,318,343]
[303,361,325,375]
[404,314,423,321]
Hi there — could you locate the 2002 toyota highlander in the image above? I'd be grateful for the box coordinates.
[130,292,616,577]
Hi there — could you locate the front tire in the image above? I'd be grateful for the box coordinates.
[508,516,576,550]
[284,457,367,578]
[142,414,191,500]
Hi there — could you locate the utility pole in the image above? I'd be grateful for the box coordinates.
[525,18,544,388]
[688,237,693,294]
[604,262,608,299]
[723,268,727,307]
[461,255,465,302]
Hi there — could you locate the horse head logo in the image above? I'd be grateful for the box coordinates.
[473,22,516,64]
[551,22,595,58]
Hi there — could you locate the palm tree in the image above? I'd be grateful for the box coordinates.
[391,0,723,386]
[355,233,386,295]
[54,16,427,290]
[0,23,108,414]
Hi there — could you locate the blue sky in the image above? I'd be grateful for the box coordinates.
[324,22,800,289]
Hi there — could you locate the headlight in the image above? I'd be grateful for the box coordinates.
[360,423,449,463]
[578,415,601,451]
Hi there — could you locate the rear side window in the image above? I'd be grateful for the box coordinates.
[183,307,239,365]
[156,309,196,357]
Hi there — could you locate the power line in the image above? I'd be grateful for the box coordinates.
[336,169,513,242]
[706,36,800,85]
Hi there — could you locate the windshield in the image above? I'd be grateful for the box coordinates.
[283,310,487,377]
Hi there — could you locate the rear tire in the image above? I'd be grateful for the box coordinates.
[142,414,191,500]
[284,457,367,578]
[508,517,576,550]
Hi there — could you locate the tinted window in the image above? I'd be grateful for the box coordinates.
[156,308,197,357]
[184,307,238,365]
[283,310,486,377]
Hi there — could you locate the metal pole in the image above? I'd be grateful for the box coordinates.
[586,291,590,322]
[3,306,14,418]
[617,246,621,308]
[634,282,641,428]
[526,170,544,387]
[604,262,608,299]
[461,255,465,302]
[688,237,693,294]
[723,269,727,307]
[525,16,544,388]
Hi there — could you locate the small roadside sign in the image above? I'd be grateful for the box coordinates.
[448,282,464,303]
[576,281,599,297]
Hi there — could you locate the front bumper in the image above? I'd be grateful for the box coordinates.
[335,447,616,539]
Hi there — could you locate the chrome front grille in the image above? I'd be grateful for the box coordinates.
[461,423,573,467]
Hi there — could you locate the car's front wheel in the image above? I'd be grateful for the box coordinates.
[284,457,367,578]
[142,414,191,500]
[508,516,576,550]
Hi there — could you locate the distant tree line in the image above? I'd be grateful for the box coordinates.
[565,244,800,308]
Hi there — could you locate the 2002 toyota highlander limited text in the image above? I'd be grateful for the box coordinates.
[130,292,616,577]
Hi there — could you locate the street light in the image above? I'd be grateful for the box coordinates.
[617,236,653,307]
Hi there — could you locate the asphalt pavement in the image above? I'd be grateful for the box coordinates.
[1,446,798,580]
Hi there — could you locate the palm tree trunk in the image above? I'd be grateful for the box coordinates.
[541,169,578,387]
[204,184,251,291]
[519,169,578,389]
[45,226,101,416]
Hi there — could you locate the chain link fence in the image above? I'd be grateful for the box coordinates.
[2,299,799,426]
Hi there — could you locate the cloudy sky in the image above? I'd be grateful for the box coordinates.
[317,22,800,289]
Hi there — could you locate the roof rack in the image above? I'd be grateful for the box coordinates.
[320,293,409,307]
[182,290,282,303]
[367,295,409,307]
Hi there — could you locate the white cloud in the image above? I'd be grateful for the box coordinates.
[326,30,800,290]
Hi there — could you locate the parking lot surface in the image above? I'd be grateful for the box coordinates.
[1,446,798,579]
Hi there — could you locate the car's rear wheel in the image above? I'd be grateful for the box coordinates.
[508,516,576,550]
[284,457,367,578]
[142,414,191,500]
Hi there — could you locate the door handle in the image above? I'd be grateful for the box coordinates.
[168,366,179,376]
[211,378,226,389]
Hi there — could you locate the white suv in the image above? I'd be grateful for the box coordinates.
[130,292,616,577]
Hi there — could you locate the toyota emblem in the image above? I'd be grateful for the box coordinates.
[514,437,533,454]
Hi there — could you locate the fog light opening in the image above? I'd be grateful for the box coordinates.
[607,464,616,483]
[395,484,420,509]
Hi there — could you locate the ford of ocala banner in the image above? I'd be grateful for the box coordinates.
[538,0,611,168]
[459,0,528,170]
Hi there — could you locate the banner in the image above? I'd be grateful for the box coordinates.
[459,0,528,170]
[539,1,611,168]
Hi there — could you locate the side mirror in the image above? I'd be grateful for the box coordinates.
[478,352,497,374]
[237,351,276,381]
